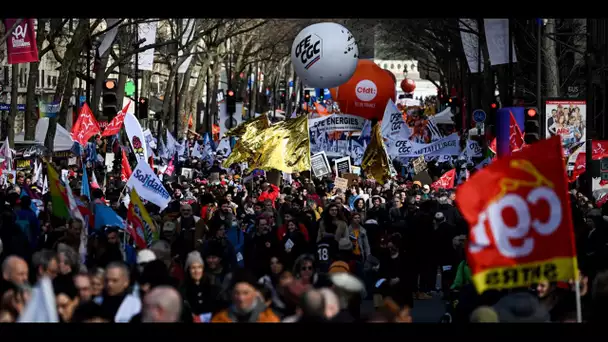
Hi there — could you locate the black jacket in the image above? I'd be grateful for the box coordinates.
[181,277,222,315]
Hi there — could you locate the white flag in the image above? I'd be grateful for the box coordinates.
[124,112,148,163]
[191,141,203,158]
[18,277,59,323]
[126,161,171,209]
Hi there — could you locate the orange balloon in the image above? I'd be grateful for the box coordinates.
[329,87,338,100]
[401,78,416,93]
[333,60,396,120]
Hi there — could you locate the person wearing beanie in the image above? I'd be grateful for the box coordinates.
[211,270,280,323]
[181,251,221,320]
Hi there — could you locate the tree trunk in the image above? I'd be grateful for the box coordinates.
[92,52,110,114]
[45,19,89,151]
[141,70,151,99]
[24,18,48,140]
[189,61,211,130]
[8,65,18,148]
[572,19,587,68]
[115,62,128,110]
[161,66,176,124]
[24,62,39,140]
[543,18,560,98]
[177,61,196,138]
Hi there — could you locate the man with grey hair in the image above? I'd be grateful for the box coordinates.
[299,289,327,322]
[95,262,141,322]
[141,286,182,322]
[57,243,80,276]
[32,249,59,281]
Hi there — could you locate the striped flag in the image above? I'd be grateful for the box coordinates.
[426,116,444,141]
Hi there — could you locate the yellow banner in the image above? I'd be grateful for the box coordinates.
[471,256,577,293]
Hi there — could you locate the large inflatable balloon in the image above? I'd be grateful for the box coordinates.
[401,78,416,93]
[331,60,396,121]
[291,22,358,89]
[384,69,396,85]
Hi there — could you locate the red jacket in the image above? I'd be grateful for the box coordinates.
[277,223,310,242]
[258,184,280,207]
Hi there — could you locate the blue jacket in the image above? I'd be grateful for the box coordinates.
[225,222,245,269]
[15,208,40,249]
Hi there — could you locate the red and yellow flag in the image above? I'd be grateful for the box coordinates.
[456,136,577,293]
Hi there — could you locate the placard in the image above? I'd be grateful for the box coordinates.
[342,173,359,187]
[311,152,331,178]
[412,156,427,174]
[181,167,193,179]
[334,177,348,191]
[334,156,351,176]
[105,152,115,172]
[351,166,361,175]
[209,172,220,184]
[15,159,32,171]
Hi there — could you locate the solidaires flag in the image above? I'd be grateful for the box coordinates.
[456,136,577,293]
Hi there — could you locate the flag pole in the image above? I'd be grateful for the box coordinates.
[575,276,582,323]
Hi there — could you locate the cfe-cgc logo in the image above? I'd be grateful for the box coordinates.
[11,22,30,49]
[294,34,322,70]
[355,79,377,102]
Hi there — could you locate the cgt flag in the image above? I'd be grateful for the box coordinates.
[456,136,577,293]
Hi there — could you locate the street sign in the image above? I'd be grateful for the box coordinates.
[0,103,25,111]
[289,80,294,88]
[473,109,487,123]
[79,96,86,106]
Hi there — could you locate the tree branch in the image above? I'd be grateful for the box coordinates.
[0,19,24,46]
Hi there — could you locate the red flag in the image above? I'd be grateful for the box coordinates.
[456,136,577,293]
[488,112,526,154]
[121,149,132,182]
[71,103,101,146]
[568,152,586,183]
[4,19,39,64]
[102,102,131,137]
[148,156,155,170]
[127,203,148,250]
[431,169,456,190]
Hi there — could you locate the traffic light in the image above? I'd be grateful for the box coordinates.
[138,97,149,119]
[226,89,236,114]
[524,107,541,144]
[449,97,462,131]
[318,89,324,101]
[103,79,118,118]
[304,90,311,102]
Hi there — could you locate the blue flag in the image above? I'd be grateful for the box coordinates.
[94,203,125,231]
[81,167,91,200]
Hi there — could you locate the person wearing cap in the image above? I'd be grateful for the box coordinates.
[211,270,280,322]
[493,291,551,322]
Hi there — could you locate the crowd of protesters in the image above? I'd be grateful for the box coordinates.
[0,133,608,323]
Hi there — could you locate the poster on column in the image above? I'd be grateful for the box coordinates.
[544,99,586,156]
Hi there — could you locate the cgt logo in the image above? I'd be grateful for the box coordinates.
[12,23,27,39]
[355,80,377,102]
[469,161,563,258]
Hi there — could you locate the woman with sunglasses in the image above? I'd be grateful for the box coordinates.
[292,254,331,289]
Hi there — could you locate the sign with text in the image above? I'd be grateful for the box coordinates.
[311,152,331,178]
[412,156,427,174]
[334,177,348,191]
[334,156,351,176]
[4,19,39,64]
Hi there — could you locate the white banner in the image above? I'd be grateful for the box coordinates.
[127,161,171,210]
[484,19,517,66]
[124,112,149,162]
[459,19,484,73]
[138,21,158,71]
[389,133,460,158]
[98,19,120,57]
[309,114,366,134]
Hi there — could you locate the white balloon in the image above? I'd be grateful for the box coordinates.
[291,22,358,89]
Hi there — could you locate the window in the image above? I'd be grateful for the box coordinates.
[41,70,45,88]
[383,64,388,69]
[52,76,57,86]
[47,75,51,88]
[390,64,394,69]
[411,64,416,71]
[37,71,40,88]
[397,64,401,70]
[19,67,24,87]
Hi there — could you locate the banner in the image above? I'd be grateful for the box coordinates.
[389,133,460,158]
[456,136,577,293]
[545,100,586,156]
[124,112,148,162]
[483,19,517,66]
[137,21,157,71]
[4,19,39,64]
[309,114,366,134]
[126,161,171,210]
